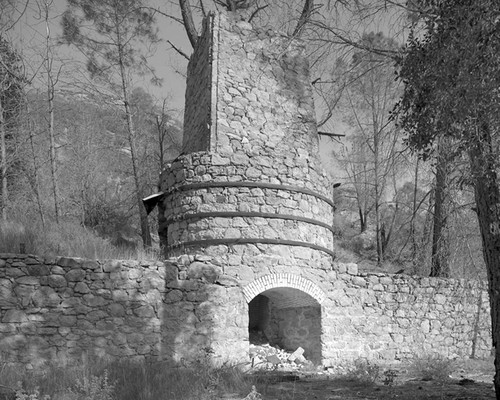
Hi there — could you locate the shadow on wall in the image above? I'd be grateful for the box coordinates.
[161,257,249,366]
[0,256,168,368]
[253,32,317,142]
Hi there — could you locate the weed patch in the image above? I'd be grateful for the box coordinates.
[346,359,380,384]
[409,353,454,382]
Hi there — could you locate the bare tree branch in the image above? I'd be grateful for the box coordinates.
[199,0,207,17]
[1,0,30,32]
[292,0,313,37]
[179,0,199,48]
[248,3,268,23]
[167,39,190,60]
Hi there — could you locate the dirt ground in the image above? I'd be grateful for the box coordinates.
[227,358,496,400]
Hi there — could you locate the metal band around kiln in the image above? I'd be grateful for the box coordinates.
[165,181,335,209]
[166,238,336,258]
[163,211,335,234]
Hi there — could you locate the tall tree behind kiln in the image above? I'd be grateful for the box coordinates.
[335,32,405,264]
[61,0,160,248]
[396,0,500,396]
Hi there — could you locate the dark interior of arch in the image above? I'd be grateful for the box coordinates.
[248,288,322,364]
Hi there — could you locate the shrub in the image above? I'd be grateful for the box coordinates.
[2,358,260,400]
[409,353,454,382]
[346,359,380,384]
[15,387,51,400]
[70,370,114,400]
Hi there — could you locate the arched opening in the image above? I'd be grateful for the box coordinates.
[248,287,322,364]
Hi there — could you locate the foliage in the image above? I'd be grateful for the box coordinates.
[382,369,398,386]
[15,387,50,400]
[396,0,500,392]
[61,0,159,86]
[396,0,500,157]
[60,0,163,249]
[0,35,25,219]
[0,36,24,132]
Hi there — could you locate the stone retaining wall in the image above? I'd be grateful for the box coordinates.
[0,253,491,369]
[0,254,166,368]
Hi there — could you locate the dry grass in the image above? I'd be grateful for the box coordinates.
[408,353,454,382]
[0,218,161,261]
[0,359,256,400]
[1,356,495,400]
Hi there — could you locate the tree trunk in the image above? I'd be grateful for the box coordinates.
[47,82,59,223]
[358,207,366,233]
[116,28,152,249]
[292,0,313,37]
[468,124,500,398]
[27,113,45,229]
[410,158,420,261]
[156,115,165,171]
[0,95,6,221]
[45,2,60,223]
[372,106,383,265]
[179,0,198,49]
[430,138,451,277]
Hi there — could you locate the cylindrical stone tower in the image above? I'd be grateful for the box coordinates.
[159,12,335,272]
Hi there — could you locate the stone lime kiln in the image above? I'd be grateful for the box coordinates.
[155,12,490,367]
[158,12,335,365]
[0,13,491,371]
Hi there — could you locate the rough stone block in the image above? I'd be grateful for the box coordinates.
[103,260,122,273]
[187,262,222,283]
[5,268,23,278]
[2,309,28,323]
[32,287,61,308]
[48,275,67,288]
[164,289,183,303]
[352,277,367,287]
[58,257,82,268]
[66,269,86,282]
[346,263,358,275]
[74,282,90,294]
[27,265,50,276]
[16,276,39,285]
[134,305,156,318]
[83,294,106,307]
[59,315,77,327]
[51,266,65,275]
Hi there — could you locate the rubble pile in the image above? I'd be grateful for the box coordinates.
[249,344,314,371]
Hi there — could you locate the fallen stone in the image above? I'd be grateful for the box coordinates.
[294,354,306,364]
[288,347,305,362]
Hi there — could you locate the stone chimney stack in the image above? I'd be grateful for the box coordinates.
[159,12,335,271]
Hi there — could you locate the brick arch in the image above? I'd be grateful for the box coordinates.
[243,273,326,305]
